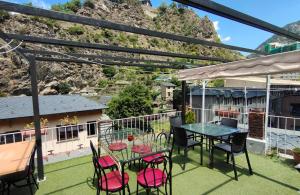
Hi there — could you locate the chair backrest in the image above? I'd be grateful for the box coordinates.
[231,132,248,153]
[172,127,188,147]
[92,156,107,190]
[90,140,99,158]
[221,118,238,128]
[169,116,182,131]
[142,154,172,187]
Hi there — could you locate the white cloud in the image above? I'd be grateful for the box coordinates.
[222,36,231,42]
[32,0,51,10]
[213,21,220,31]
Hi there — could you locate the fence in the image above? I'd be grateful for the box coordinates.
[0,111,180,158]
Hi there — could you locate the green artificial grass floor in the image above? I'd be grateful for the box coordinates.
[10,148,300,195]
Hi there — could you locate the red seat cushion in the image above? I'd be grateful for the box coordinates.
[142,153,164,164]
[100,171,129,191]
[108,142,127,151]
[131,144,152,154]
[137,168,167,188]
[98,155,116,169]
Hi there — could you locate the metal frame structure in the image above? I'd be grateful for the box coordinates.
[0,1,265,55]
[0,0,298,189]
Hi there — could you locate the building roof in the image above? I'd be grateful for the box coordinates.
[161,82,176,87]
[226,76,300,86]
[99,96,112,105]
[189,87,266,98]
[0,95,107,120]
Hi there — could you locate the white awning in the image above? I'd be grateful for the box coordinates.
[178,50,300,81]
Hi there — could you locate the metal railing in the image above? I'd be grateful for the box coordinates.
[0,111,180,158]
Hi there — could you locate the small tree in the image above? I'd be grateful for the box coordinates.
[103,66,117,79]
[83,0,95,9]
[107,83,153,118]
[57,82,71,94]
[0,10,9,22]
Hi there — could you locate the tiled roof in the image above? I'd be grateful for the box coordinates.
[0,95,107,120]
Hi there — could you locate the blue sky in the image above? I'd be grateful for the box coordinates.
[6,0,300,51]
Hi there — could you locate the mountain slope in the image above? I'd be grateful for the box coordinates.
[0,0,243,96]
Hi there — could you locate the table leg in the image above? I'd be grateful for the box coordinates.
[208,138,214,167]
[122,163,126,195]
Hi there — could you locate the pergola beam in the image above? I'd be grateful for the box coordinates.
[20,49,208,67]
[35,56,183,69]
[0,1,265,54]
[175,0,300,42]
[7,33,228,62]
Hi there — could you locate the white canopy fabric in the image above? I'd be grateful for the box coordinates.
[178,50,300,81]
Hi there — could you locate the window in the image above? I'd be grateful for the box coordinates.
[291,104,300,117]
[56,125,80,142]
[87,121,97,136]
[168,92,171,97]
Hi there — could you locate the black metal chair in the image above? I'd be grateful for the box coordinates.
[211,132,253,181]
[93,156,130,195]
[218,118,238,142]
[172,126,203,170]
[0,146,39,195]
[90,141,117,182]
[137,154,172,195]
[142,132,168,167]
[169,116,194,143]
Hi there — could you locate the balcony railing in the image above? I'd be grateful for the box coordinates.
[0,111,180,160]
[0,109,299,159]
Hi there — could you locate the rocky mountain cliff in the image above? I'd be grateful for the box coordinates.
[0,0,243,96]
[255,20,300,52]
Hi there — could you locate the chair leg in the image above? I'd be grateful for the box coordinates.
[126,184,131,194]
[177,147,180,154]
[136,182,139,195]
[200,144,203,165]
[183,148,188,170]
[231,154,238,181]
[28,177,33,195]
[146,189,150,195]
[7,183,10,195]
[245,149,253,175]
[211,146,214,167]
[32,173,39,189]
[226,152,229,164]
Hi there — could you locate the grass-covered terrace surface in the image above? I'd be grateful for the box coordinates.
[11,148,300,195]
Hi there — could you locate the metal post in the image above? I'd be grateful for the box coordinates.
[264,75,271,154]
[201,80,207,123]
[189,84,192,107]
[28,55,45,181]
[181,81,186,124]
[244,84,248,113]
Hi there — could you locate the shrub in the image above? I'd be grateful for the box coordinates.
[158,3,168,15]
[0,91,7,97]
[185,109,196,124]
[56,82,71,94]
[0,10,9,23]
[83,0,95,9]
[65,0,82,12]
[103,66,117,79]
[98,79,109,88]
[67,25,84,35]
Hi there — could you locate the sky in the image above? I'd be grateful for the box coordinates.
[5,0,300,52]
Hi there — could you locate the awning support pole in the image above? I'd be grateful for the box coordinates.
[28,55,45,181]
[201,80,208,123]
[181,81,186,124]
[189,84,192,108]
[264,75,271,154]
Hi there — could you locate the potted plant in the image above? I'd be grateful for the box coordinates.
[185,109,196,124]
[22,118,49,138]
[292,148,300,163]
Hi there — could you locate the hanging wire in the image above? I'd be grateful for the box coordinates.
[29,44,176,75]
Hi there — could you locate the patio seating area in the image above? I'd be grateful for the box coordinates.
[7,147,300,195]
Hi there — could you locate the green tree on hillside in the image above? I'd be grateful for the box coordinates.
[103,66,117,79]
[107,84,153,118]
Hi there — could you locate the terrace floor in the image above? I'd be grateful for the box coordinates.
[10,148,300,195]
